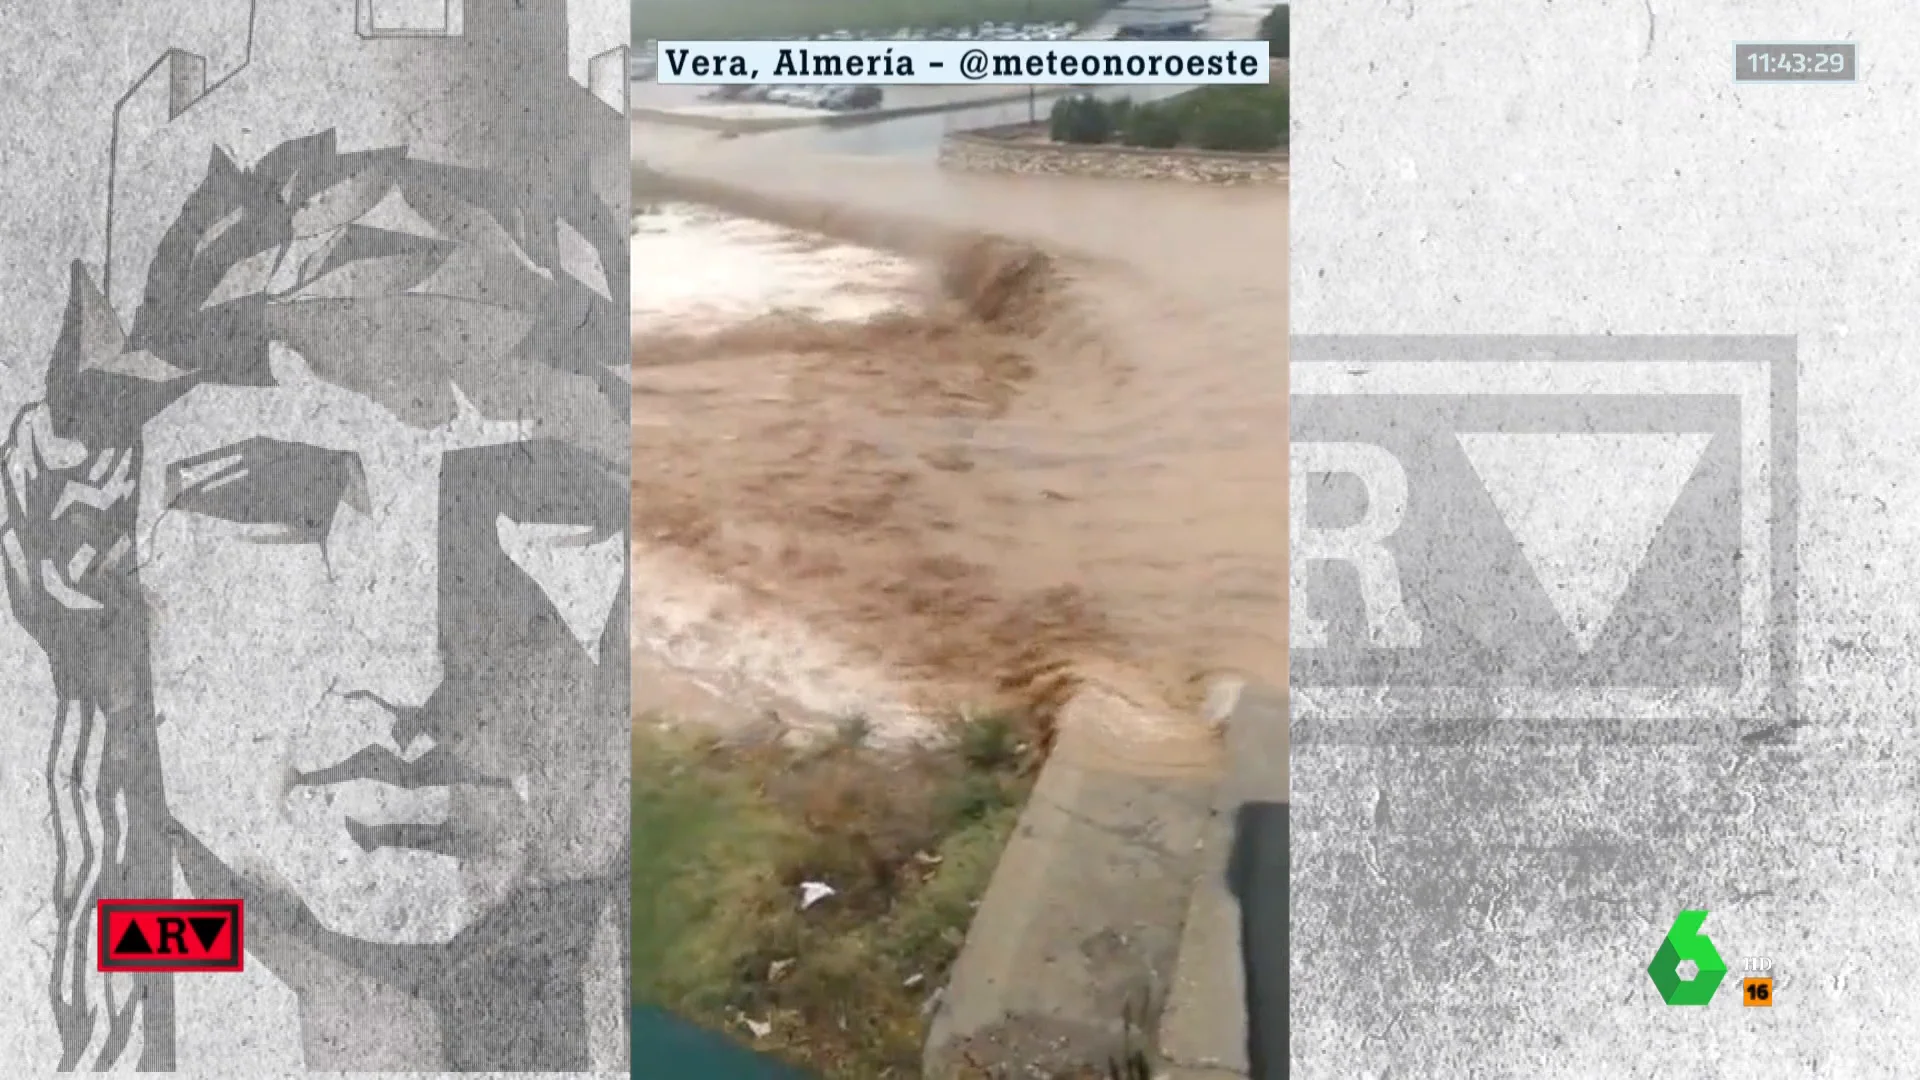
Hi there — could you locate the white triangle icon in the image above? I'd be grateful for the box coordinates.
[495,515,626,661]
[1457,432,1711,653]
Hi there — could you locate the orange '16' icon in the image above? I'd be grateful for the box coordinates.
[1741,956,1774,1009]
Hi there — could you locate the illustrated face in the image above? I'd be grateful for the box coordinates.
[139,345,628,945]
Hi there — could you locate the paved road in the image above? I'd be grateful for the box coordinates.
[766,84,1190,158]
[634,83,1193,160]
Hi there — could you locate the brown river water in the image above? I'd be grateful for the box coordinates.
[631,121,1286,762]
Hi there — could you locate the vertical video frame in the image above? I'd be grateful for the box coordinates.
[632,0,1286,1076]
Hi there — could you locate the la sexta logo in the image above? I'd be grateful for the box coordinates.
[1647,909,1728,1006]
[96,899,244,973]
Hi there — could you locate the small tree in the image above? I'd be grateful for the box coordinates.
[1191,100,1281,151]
[1245,83,1288,141]
[1049,94,1114,144]
[1261,4,1288,58]
[1121,102,1182,149]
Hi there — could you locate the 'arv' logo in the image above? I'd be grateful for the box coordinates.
[1289,337,1798,744]
[97,899,244,973]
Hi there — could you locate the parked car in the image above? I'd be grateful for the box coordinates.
[1113,23,1198,40]
[816,85,881,111]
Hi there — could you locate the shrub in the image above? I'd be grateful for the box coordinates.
[1261,4,1288,57]
[1120,102,1182,149]
[1048,94,1113,144]
[1231,84,1288,141]
[1180,85,1288,149]
[1260,84,1289,133]
[1190,99,1281,151]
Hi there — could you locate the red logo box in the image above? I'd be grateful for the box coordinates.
[96,899,244,973]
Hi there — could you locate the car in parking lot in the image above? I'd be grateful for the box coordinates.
[804,20,1080,45]
[823,85,884,110]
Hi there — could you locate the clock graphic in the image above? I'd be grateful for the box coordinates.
[1734,42,1856,83]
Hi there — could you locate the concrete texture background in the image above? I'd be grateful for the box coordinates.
[0,1,629,1073]
[1291,2,1920,1077]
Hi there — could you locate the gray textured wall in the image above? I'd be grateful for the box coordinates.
[1291,2,1920,1077]
[0,2,629,1073]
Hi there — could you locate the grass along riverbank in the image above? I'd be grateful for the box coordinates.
[631,708,1049,1077]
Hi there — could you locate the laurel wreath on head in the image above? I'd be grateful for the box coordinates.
[130,128,627,392]
[2,128,627,640]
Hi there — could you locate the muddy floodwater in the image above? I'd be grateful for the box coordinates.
[631,120,1286,761]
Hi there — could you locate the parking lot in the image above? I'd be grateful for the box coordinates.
[632,78,1080,122]
[702,83,883,112]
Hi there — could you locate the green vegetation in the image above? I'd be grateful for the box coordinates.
[1187,96,1280,151]
[635,0,1109,41]
[1261,4,1288,58]
[631,708,1048,1078]
[1048,94,1116,144]
[1048,84,1288,152]
[1121,101,1182,149]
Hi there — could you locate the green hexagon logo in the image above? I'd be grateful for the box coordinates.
[1648,909,1728,1006]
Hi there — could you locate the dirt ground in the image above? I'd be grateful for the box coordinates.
[631,132,1287,765]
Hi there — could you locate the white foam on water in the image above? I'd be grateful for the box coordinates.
[630,205,941,745]
[629,541,942,748]
[632,203,919,336]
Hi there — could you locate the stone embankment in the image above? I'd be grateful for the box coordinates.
[938,128,1287,185]
[938,62,1289,186]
